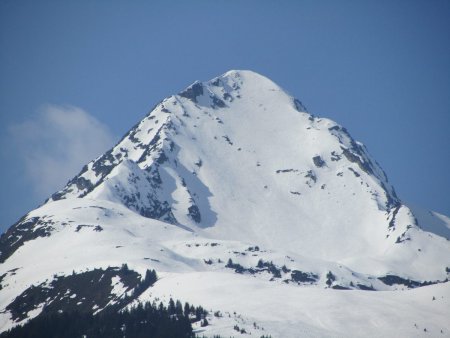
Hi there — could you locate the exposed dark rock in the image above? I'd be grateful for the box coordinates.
[155,150,168,164]
[330,151,342,161]
[0,272,6,290]
[388,205,401,229]
[146,166,163,187]
[53,177,94,200]
[341,147,374,176]
[293,98,307,112]
[340,145,399,209]
[305,170,317,183]
[328,125,353,145]
[137,126,164,164]
[0,216,52,263]
[160,105,171,114]
[276,169,299,174]
[50,191,65,200]
[211,96,226,108]
[348,167,360,177]
[75,224,91,232]
[141,200,176,224]
[168,141,175,152]
[128,130,142,144]
[91,152,117,179]
[222,135,233,145]
[312,156,325,168]
[179,82,204,103]
[395,231,411,243]
[188,205,201,223]
[75,224,103,232]
[223,92,233,101]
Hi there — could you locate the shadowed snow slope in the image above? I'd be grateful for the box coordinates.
[1,70,449,337]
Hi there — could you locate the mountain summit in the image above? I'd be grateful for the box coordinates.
[1,70,449,337]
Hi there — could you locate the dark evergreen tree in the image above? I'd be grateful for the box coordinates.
[326,271,336,287]
[168,298,176,315]
[0,299,195,338]
[195,306,206,321]
[184,302,190,318]
[175,300,183,315]
[121,263,130,274]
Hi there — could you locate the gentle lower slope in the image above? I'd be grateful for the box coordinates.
[148,272,450,338]
[1,197,449,336]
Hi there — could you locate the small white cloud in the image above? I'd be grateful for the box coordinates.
[9,105,115,199]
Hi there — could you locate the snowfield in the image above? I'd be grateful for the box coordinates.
[149,272,450,338]
[0,70,449,337]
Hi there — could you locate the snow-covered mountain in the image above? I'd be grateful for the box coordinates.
[1,70,449,337]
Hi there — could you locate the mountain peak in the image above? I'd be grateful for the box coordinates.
[219,69,272,82]
[211,69,285,95]
[46,70,408,259]
[174,69,307,119]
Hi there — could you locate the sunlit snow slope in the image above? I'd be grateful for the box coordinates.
[1,70,449,337]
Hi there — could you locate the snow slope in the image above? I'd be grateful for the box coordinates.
[148,272,450,338]
[0,70,449,337]
[409,204,450,240]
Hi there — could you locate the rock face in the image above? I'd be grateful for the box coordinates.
[1,70,449,337]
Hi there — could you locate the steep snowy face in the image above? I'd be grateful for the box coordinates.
[48,70,410,262]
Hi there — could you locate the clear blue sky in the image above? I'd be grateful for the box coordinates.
[1,0,449,232]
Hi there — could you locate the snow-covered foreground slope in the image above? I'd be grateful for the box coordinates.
[1,70,449,337]
[148,273,450,338]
